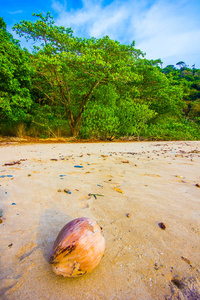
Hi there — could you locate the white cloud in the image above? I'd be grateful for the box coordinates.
[9,10,23,15]
[52,0,67,13]
[52,0,200,67]
[133,0,200,65]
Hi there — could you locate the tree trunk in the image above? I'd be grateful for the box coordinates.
[71,124,80,137]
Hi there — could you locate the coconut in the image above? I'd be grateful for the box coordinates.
[49,217,105,277]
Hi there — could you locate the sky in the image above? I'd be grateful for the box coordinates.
[1,0,200,68]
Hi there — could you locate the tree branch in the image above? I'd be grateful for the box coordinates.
[76,80,100,124]
[32,120,57,138]
[52,69,76,128]
[33,85,55,102]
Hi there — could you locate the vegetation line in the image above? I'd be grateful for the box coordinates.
[0,13,199,140]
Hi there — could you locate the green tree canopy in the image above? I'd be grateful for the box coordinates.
[0,17,32,124]
[13,13,143,136]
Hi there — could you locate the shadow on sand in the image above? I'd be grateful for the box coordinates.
[36,209,72,262]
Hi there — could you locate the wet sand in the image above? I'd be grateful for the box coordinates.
[0,141,200,299]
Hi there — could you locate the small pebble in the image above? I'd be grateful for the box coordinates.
[158,222,166,229]
[126,213,131,218]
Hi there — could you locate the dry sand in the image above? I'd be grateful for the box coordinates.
[0,141,200,300]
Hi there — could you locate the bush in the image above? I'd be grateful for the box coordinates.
[146,117,200,140]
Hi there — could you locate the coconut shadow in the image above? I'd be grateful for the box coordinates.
[36,209,72,262]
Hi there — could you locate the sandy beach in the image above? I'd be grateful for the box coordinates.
[0,141,200,299]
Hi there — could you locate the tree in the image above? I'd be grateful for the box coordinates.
[13,13,143,136]
[176,61,187,69]
[80,83,120,139]
[162,65,176,74]
[0,17,32,126]
[133,59,186,117]
[117,98,157,139]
